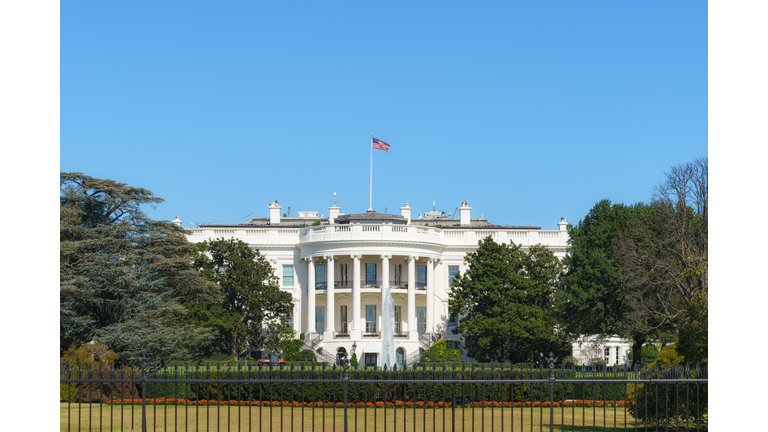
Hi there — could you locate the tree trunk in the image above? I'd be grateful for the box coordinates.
[632,334,646,369]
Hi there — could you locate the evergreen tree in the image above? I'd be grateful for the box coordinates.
[448,238,570,363]
[191,238,294,360]
[60,172,219,363]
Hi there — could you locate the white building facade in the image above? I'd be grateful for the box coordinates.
[177,200,629,367]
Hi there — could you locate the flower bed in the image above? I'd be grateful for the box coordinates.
[106,398,634,408]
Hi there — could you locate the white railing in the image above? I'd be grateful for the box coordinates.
[186,226,567,248]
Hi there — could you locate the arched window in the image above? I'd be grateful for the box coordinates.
[396,347,405,368]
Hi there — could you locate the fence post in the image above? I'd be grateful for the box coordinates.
[547,352,557,432]
[139,351,151,432]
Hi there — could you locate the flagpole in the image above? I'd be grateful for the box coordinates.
[369,133,373,212]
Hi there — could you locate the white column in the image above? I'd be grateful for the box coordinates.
[306,257,316,334]
[407,255,418,340]
[426,258,435,336]
[351,254,362,339]
[325,255,335,339]
[380,255,391,332]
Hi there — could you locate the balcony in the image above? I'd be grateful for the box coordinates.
[300,224,443,245]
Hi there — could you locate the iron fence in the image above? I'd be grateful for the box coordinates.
[60,353,708,431]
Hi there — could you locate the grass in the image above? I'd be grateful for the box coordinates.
[61,403,654,431]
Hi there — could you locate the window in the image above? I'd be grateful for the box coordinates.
[316,265,325,287]
[448,307,458,325]
[604,347,610,364]
[417,265,427,287]
[394,306,402,334]
[394,264,402,285]
[448,266,459,286]
[365,353,377,367]
[365,263,377,286]
[340,264,348,286]
[285,309,294,330]
[340,305,348,333]
[282,265,294,287]
[417,306,426,334]
[316,306,325,333]
[366,305,377,333]
[616,347,620,365]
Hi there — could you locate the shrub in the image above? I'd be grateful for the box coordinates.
[282,339,306,361]
[297,349,316,362]
[627,343,707,429]
[60,343,120,402]
[350,353,358,367]
[627,345,660,365]
[312,220,321,226]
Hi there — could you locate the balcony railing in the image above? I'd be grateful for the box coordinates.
[362,331,380,338]
[334,331,350,339]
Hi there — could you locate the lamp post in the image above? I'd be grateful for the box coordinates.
[139,351,151,432]
[341,341,357,432]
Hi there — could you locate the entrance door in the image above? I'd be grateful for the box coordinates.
[336,347,347,366]
[396,348,405,368]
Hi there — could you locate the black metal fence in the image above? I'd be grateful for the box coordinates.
[60,353,708,431]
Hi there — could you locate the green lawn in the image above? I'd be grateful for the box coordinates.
[61,403,655,431]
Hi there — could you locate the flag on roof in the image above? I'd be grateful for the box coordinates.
[371,137,390,152]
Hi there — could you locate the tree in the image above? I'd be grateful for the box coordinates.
[448,238,571,364]
[616,157,707,360]
[60,173,219,362]
[192,238,294,360]
[556,200,658,366]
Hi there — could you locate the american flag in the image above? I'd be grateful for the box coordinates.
[371,137,390,152]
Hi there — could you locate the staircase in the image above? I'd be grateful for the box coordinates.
[300,333,337,365]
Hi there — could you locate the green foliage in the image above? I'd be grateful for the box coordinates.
[350,353,358,367]
[311,219,321,226]
[449,238,571,363]
[627,343,707,428]
[60,173,219,363]
[677,294,708,364]
[281,339,306,361]
[297,349,317,362]
[421,339,462,363]
[556,199,659,364]
[626,345,659,364]
[191,238,294,360]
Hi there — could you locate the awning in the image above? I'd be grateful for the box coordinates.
[363,343,380,354]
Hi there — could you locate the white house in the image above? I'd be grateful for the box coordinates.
[175,199,630,367]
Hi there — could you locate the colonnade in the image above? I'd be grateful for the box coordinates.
[304,254,438,342]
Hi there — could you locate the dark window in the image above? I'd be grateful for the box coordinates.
[316,265,325,286]
[366,263,377,286]
[448,266,459,285]
[417,265,427,287]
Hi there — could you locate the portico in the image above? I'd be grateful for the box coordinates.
[304,253,438,343]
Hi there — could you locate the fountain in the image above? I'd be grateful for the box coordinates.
[380,285,396,369]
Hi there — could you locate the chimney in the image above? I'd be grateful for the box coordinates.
[171,216,182,227]
[459,200,471,226]
[329,205,340,224]
[558,217,568,231]
[269,200,281,225]
[400,203,412,224]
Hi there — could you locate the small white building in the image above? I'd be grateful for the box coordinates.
[178,199,629,366]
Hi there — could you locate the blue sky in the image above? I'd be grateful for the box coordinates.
[61,2,707,229]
